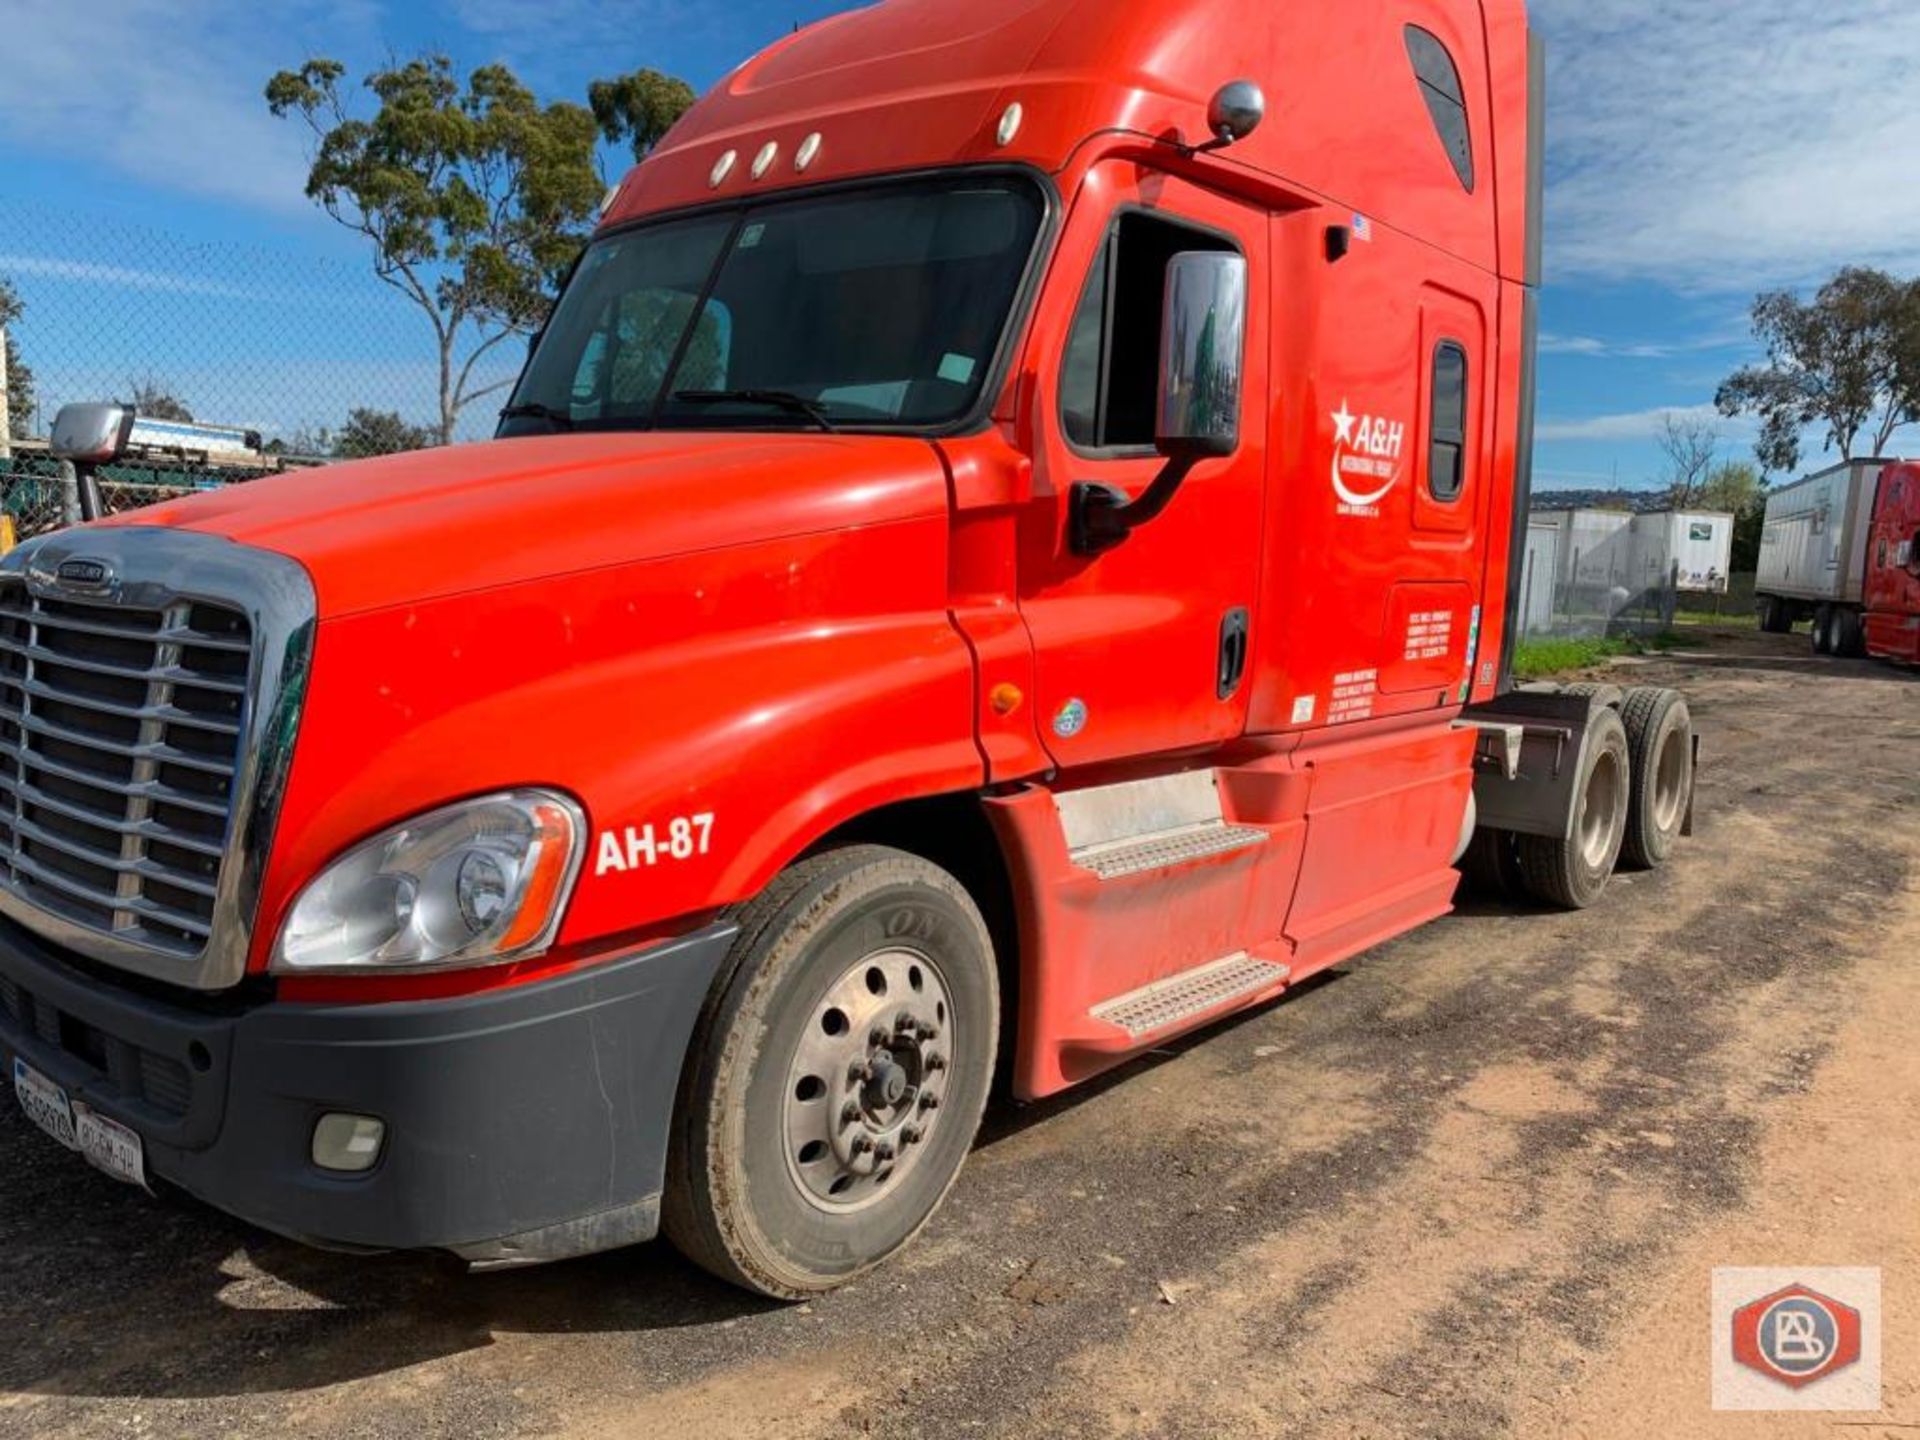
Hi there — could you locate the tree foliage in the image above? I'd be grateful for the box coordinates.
[1655,412,1718,508]
[0,279,34,437]
[266,56,606,444]
[1716,267,1920,473]
[334,407,434,458]
[126,376,194,422]
[1698,459,1768,572]
[589,69,697,159]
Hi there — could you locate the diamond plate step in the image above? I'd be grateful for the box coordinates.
[1070,820,1266,881]
[1091,953,1291,1039]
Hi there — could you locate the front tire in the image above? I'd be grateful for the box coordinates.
[662,845,999,1299]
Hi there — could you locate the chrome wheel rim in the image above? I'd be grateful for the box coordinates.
[1579,746,1625,869]
[782,946,955,1214]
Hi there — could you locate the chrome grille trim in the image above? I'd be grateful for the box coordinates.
[0,528,315,990]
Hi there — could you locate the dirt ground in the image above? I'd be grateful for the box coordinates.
[3,623,1917,1440]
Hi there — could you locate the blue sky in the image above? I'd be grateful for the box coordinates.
[5,0,1920,484]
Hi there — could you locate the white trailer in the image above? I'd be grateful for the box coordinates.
[1755,459,1891,653]
[1518,520,1559,635]
[1630,510,1734,595]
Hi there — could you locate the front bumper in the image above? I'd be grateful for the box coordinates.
[0,916,736,1264]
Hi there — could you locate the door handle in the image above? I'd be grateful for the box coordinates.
[1218,607,1250,699]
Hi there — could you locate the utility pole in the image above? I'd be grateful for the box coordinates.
[0,326,12,462]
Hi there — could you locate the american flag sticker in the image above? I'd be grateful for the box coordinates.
[1352,213,1373,242]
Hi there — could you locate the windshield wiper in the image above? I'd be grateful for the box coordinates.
[674,389,839,432]
[498,402,576,430]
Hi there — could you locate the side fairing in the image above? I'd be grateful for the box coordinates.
[247,513,983,975]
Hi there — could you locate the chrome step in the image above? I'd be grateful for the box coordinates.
[1091,952,1291,1038]
[1070,820,1266,880]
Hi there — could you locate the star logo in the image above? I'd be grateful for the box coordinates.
[1331,401,1357,446]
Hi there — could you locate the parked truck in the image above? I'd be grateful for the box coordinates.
[0,0,1697,1299]
[1863,461,1920,663]
[1755,458,1891,653]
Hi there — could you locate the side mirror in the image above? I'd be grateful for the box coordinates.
[1072,252,1248,556]
[1204,81,1267,149]
[1155,252,1249,459]
[50,403,135,466]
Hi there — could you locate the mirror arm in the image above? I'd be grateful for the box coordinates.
[1070,445,1210,556]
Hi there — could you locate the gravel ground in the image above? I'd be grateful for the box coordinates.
[3,623,1917,1439]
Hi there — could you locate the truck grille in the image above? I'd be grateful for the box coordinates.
[0,582,252,957]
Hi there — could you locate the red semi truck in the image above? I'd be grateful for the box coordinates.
[0,0,1696,1298]
[1864,461,1920,662]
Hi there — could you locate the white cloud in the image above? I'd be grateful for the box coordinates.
[1538,331,1746,360]
[1534,0,1920,291]
[0,0,362,216]
[1535,403,1752,444]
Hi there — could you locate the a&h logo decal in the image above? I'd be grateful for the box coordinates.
[1330,400,1406,516]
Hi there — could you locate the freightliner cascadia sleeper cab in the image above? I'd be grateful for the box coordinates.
[0,0,1696,1297]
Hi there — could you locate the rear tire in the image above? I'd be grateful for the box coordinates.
[1459,826,1526,901]
[1812,605,1834,655]
[1758,596,1791,634]
[1619,687,1693,870]
[1516,707,1631,910]
[1835,607,1865,657]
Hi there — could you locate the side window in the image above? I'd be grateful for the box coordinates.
[1405,26,1474,193]
[1059,212,1238,452]
[1428,341,1469,502]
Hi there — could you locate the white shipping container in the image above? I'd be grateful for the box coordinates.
[1756,460,1886,605]
[1531,509,1634,589]
[1630,511,1735,594]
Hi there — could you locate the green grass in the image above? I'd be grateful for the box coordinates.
[1673,608,1758,629]
[1511,632,1679,680]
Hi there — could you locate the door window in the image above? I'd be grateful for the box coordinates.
[1059,212,1239,453]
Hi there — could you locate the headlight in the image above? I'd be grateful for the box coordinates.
[273,790,586,974]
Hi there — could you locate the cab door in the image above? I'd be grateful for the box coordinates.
[1015,162,1269,767]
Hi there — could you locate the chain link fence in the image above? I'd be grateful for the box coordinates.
[0,200,523,538]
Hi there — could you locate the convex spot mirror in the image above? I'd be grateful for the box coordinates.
[1155,251,1249,460]
[49,403,135,466]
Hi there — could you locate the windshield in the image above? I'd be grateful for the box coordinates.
[502,175,1046,436]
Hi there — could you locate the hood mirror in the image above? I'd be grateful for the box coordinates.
[50,403,136,467]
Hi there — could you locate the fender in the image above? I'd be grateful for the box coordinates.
[248,514,985,976]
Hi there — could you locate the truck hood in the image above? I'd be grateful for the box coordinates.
[110,432,951,617]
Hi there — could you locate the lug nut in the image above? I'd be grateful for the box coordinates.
[903,1124,925,1145]
[875,1141,897,1163]
[847,1060,868,1084]
[850,1134,873,1155]
[919,1092,940,1112]
[926,1052,947,1072]
[840,1101,861,1127]
[869,1026,890,1048]
[895,1011,917,1033]
[917,1022,939,1042]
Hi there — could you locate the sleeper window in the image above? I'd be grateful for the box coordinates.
[1405,26,1475,193]
[1428,341,1469,502]
[1059,212,1238,452]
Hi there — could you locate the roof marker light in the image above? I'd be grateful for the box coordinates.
[997,103,1023,147]
[710,150,738,188]
[752,141,780,180]
[795,132,823,172]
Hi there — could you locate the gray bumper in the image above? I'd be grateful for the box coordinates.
[0,918,735,1262]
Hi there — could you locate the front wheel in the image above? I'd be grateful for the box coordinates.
[662,845,999,1298]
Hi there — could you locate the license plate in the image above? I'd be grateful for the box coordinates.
[12,1057,146,1188]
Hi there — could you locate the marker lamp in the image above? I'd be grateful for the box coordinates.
[273,790,586,974]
